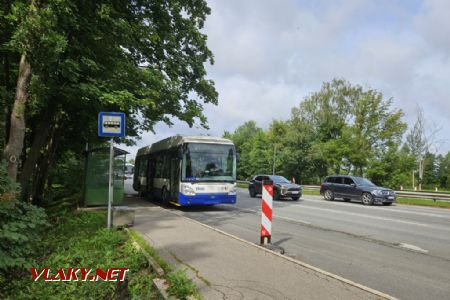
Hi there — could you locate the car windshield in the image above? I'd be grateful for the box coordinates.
[270,176,291,184]
[353,177,376,186]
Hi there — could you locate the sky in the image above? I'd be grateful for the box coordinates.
[120,0,450,159]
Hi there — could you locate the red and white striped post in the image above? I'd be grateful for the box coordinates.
[260,180,273,245]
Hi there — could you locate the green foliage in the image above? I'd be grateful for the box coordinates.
[0,162,20,200]
[167,268,198,299]
[2,211,160,299]
[128,272,155,299]
[366,147,415,189]
[0,201,48,275]
[1,0,218,204]
[47,151,83,192]
[226,79,411,185]
[224,121,266,179]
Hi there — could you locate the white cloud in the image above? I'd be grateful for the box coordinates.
[121,0,450,157]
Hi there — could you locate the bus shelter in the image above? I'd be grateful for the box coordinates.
[83,146,129,206]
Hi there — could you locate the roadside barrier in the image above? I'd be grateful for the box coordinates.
[260,180,273,245]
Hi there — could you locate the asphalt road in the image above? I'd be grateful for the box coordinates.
[124,180,450,300]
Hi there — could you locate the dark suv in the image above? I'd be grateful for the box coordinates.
[248,175,302,200]
[320,175,396,206]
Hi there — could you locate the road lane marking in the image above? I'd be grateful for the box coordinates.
[298,196,450,219]
[164,208,399,300]
[291,205,431,227]
[239,208,312,225]
[398,243,429,253]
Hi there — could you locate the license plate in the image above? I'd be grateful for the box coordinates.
[388,196,394,200]
[291,191,299,194]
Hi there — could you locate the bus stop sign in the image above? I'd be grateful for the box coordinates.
[98,112,125,137]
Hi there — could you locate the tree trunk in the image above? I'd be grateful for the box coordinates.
[418,159,424,191]
[32,121,62,205]
[20,109,54,201]
[2,54,31,181]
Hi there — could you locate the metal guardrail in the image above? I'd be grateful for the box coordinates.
[237,181,450,202]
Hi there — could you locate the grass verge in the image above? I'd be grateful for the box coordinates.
[396,197,450,208]
[128,229,202,300]
[2,210,202,299]
[302,189,321,196]
[2,210,158,299]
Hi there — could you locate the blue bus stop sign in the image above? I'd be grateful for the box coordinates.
[98,112,125,137]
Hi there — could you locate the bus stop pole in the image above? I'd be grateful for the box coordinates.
[107,138,114,229]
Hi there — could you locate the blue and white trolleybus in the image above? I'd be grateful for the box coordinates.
[133,136,237,206]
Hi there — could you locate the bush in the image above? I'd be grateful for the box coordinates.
[0,201,48,276]
[4,211,157,299]
[0,162,20,201]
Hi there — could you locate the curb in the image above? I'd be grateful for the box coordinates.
[166,209,399,300]
[127,228,196,300]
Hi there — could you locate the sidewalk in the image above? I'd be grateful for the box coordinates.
[127,199,395,300]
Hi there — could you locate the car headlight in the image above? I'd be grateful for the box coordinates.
[281,186,288,195]
[181,183,196,196]
[372,190,383,196]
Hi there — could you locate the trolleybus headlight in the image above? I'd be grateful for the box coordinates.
[181,184,196,196]
[229,185,237,195]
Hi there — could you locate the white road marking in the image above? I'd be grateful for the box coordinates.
[399,243,429,253]
[291,205,431,227]
[299,196,450,219]
[243,208,312,225]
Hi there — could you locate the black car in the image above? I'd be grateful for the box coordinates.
[320,175,396,205]
[248,175,302,200]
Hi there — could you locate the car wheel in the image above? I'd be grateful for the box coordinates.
[343,198,350,202]
[362,193,374,205]
[292,196,300,201]
[382,202,392,206]
[324,189,334,201]
[249,187,256,198]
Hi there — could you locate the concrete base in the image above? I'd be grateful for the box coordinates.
[113,206,135,227]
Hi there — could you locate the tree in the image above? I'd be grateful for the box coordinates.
[224,121,264,179]
[437,151,450,189]
[366,145,414,189]
[346,88,406,175]
[1,0,218,201]
[406,106,441,190]
[292,79,406,176]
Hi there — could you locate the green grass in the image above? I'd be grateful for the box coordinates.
[396,197,450,208]
[129,230,202,300]
[237,182,248,189]
[128,229,171,273]
[400,188,450,194]
[3,211,159,300]
[302,188,321,196]
[166,269,200,299]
